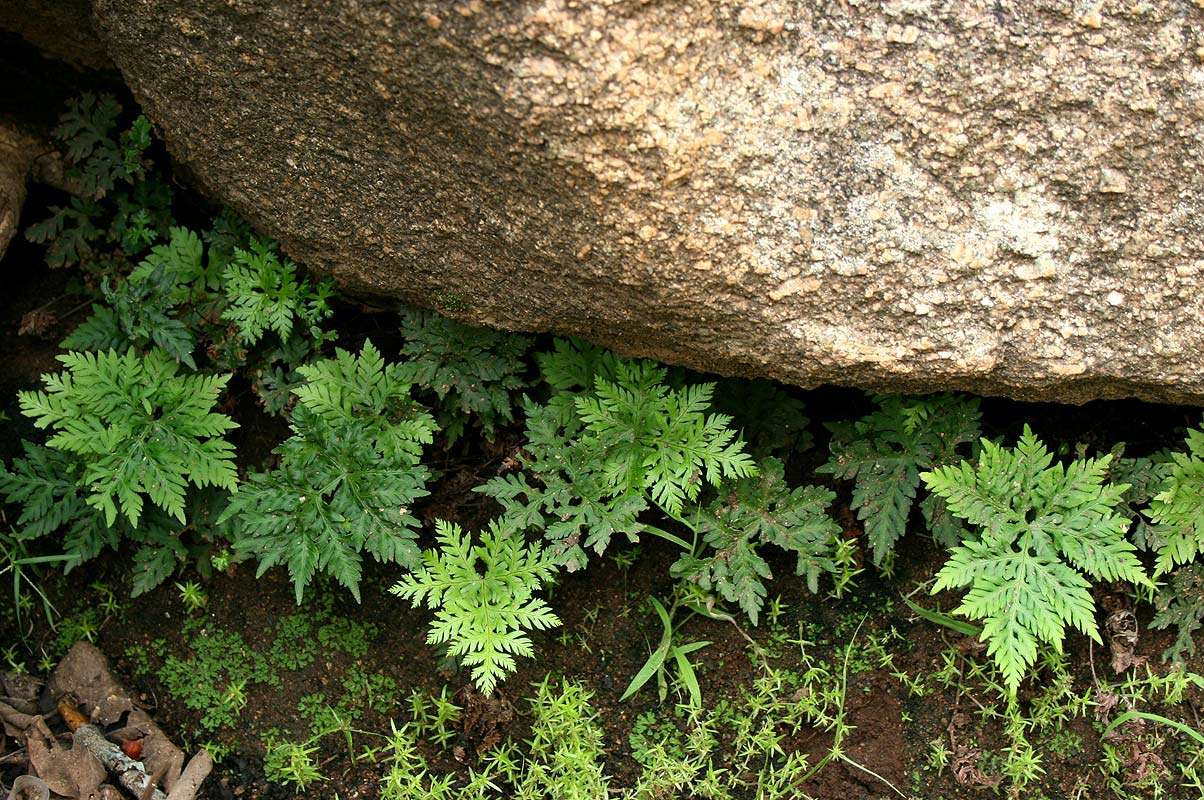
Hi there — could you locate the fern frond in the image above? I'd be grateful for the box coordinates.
[1147,428,1204,575]
[223,345,434,601]
[672,458,844,624]
[17,348,237,527]
[924,425,1147,693]
[390,520,560,694]
[819,394,981,565]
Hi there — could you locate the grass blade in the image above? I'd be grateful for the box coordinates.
[903,596,981,637]
[620,597,673,702]
[1102,711,1204,747]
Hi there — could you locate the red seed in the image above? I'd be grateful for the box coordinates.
[122,738,143,759]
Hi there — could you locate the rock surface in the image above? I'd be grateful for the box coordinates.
[91,0,1204,404]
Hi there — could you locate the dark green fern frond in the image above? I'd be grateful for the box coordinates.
[819,393,981,566]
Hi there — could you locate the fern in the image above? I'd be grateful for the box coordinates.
[479,400,650,571]
[1150,564,1204,664]
[819,394,981,566]
[398,308,531,443]
[0,442,231,594]
[923,426,1148,692]
[62,227,211,366]
[576,360,757,516]
[390,519,561,695]
[17,348,238,527]
[26,94,172,269]
[712,378,812,459]
[0,443,116,566]
[1145,428,1204,575]
[478,341,755,570]
[671,458,847,624]
[222,237,334,347]
[222,342,435,601]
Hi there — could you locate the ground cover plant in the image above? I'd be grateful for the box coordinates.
[2,94,1204,800]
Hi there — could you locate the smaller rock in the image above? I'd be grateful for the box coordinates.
[737,6,785,35]
[1098,167,1129,194]
[1014,256,1058,281]
[886,25,920,45]
[1106,291,1125,307]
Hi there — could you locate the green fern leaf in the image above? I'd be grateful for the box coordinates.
[671,458,844,624]
[924,425,1148,693]
[819,394,981,565]
[390,519,560,695]
[223,342,435,601]
[17,348,237,527]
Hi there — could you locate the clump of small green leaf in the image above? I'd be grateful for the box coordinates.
[398,308,531,444]
[479,339,756,570]
[1150,563,1204,664]
[923,426,1149,693]
[819,393,981,567]
[390,520,560,695]
[671,458,851,624]
[576,359,756,515]
[17,348,237,528]
[222,341,435,602]
[1144,428,1204,576]
[27,94,172,269]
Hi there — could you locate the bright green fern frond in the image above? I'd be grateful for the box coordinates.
[1147,428,1204,575]
[390,520,561,694]
[924,425,1146,693]
[17,348,237,527]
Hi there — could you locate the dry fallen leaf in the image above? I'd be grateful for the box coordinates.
[25,719,105,799]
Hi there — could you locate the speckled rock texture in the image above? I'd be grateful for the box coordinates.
[92,0,1204,404]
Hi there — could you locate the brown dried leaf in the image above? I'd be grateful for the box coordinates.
[946,711,1000,789]
[6,775,50,800]
[1106,607,1143,674]
[25,719,105,799]
[48,644,184,791]
[17,310,57,338]
[1,700,35,739]
[2,673,43,706]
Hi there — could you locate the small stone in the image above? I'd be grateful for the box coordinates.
[886,25,920,45]
[1098,167,1129,194]
[1079,9,1102,29]
[1014,256,1058,281]
[737,7,785,35]
[1106,291,1125,306]
[423,12,442,29]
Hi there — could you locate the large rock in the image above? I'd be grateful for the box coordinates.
[91,1,1204,404]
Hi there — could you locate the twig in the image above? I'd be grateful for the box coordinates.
[164,750,213,800]
[57,698,167,800]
